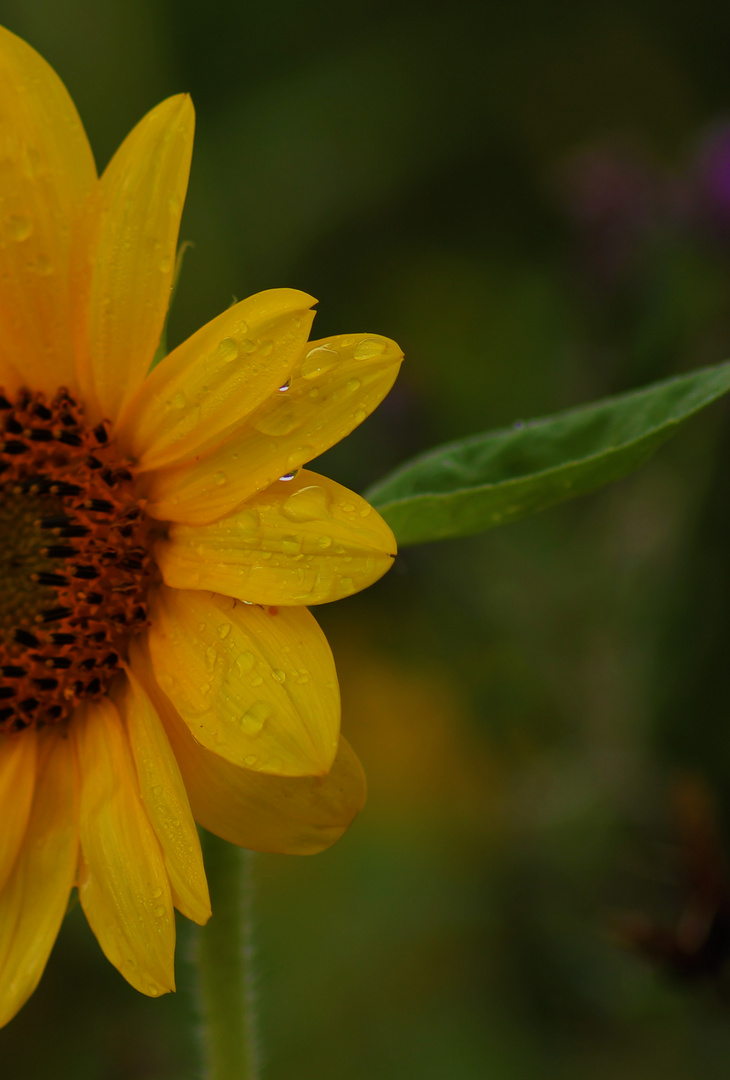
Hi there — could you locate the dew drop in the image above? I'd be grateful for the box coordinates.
[251,676,263,687]
[317,535,332,549]
[282,485,330,523]
[151,888,163,899]
[260,340,274,357]
[354,337,386,360]
[159,255,173,274]
[254,411,300,437]
[272,669,286,683]
[297,674,310,684]
[281,536,302,555]
[216,337,239,363]
[241,701,271,734]
[279,471,298,482]
[214,471,227,486]
[279,379,291,392]
[346,378,361,392]
[153,905,166,918]
[205,646,217,670]
[300,344,338,379]
[241,339,256,353]
[6,214,32,242]
[353,409,367,424]
[217,622,232,640]
[245,754,257,766]
[236,651,255,673]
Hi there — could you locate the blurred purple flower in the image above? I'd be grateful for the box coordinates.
[555,144,658,287]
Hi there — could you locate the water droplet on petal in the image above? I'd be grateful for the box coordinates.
[241,701,271,734]
[260,340,274,357]
[253,408,300,436]
[279,471,298,482]
[216,337,239,363]
[217,623,232,640]
[6,214,32,241]
[214,471,227,486]
[300,344,339,379]
[236,651,255,673]
[279,379,291,392]
[272,669,286,683]
[245,754,257,766]
[346,378,361,392]
[151,887,163,899]
[241,339,256,353]
[153,905,166,918]
[317,535,332,549]
[281,536,302,555]
[282,485,331,523]
[159,255,173,274]
[354,337,387,360]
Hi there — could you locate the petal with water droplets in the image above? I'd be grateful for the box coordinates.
[156,469,396,605]
[0,728,77,1029]
[142,333,403,525]
[117,289,316,470]
[147,585,339,777]
[73,697,176,997]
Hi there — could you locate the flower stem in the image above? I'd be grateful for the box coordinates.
[196,833,260,1080]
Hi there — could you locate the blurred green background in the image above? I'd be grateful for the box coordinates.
[4,0,730,1076]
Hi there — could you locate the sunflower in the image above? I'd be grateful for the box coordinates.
[0,26,401,1025]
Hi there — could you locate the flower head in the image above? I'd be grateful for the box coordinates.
[0,26,401,1024]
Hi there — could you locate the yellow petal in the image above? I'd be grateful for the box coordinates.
[147,585,339,777]
[142,333,403,525]
[73,697,176,997]
[134,644,365,854]
[0,728,78,1029]
[117,290,316,470]
[73,95,194,424]
[157,469,396,606]
[0,26,96,393]
[119,663,211,925]
[0,730,37,895]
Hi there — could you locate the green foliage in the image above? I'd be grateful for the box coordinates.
[367,362,730,546]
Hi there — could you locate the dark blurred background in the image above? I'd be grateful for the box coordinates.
[4,0,730,1076]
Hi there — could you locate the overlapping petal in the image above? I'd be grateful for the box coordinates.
[147,586,340,777]
[117,289,316,470]
[0,26,96,394]
[73,698,176,997]
[141,333,403,525]
[156,469,396,605]
[73,94,194,423]
[0,730,37,895]
[134,645,366,854]
[119,666,210,925]
[0,729,77,1029]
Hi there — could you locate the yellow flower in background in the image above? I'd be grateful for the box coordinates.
[0,26,401,1025]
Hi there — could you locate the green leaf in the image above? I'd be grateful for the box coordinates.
[366,361,730,546]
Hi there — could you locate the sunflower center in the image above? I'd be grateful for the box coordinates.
[0,387,154,732]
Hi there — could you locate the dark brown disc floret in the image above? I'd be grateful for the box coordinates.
[0,387,155,732]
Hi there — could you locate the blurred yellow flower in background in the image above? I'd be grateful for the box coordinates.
[0,25,401,1026]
